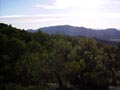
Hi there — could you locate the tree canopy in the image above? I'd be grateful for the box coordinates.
[0,23,120,90]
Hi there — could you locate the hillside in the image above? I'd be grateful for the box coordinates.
[28,25,120,41]
[0,23,120,90]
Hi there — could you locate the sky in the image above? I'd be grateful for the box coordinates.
[0,0,120,29]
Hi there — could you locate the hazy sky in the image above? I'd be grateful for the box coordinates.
[0,0,120,29]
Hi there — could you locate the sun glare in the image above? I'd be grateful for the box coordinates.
[54,0,105,9]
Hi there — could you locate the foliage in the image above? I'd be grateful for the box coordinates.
[0,23,120,90]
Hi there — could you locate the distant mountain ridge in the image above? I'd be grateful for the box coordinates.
[27,25,120,41]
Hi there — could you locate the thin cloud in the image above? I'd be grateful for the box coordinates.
[69,12,120,19]
[0,14,67,23]
[109,0,120,4]
[0,14,65,19]
[35,0,109,9]
[1,12,120,24]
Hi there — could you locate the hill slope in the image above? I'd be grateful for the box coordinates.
[27,25,120,41]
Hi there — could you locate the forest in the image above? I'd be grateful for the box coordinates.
[0,23,120,90]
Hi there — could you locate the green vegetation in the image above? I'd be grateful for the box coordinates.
[0,23,120,90]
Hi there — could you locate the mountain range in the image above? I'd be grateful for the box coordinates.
[27,25,120,41]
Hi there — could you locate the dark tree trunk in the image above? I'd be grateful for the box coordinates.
[54,71,63,88]
[111,68,117,86]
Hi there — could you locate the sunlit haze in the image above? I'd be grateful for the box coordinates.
[0,0,120,29]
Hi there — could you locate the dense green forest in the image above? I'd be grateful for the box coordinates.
[0,23,120,90]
